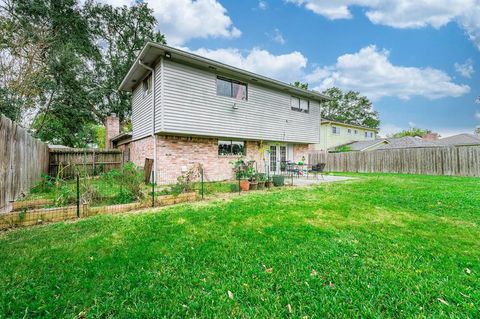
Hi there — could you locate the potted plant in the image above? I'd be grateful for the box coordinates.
[249,171,258,190]
[256,173,266,190]
[266,176,274,188]
[231,159,250,191]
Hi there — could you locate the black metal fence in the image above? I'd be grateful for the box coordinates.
[1,160,315,230]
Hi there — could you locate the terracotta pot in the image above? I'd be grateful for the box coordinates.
[239,180,250,191]
[257,181,265,190]
[266,181,274,188]
[249,182,258,190]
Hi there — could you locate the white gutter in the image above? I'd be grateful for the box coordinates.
[138,60,156,184]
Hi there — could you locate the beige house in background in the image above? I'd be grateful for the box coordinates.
[316,119,378,151]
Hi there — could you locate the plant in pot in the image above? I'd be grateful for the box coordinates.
[248,169,258,190]
[231,159,250,191]
[256,173,266,190]
[266,176,274,188]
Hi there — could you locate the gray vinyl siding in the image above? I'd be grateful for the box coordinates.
[131,66,157,140]
[131,59,320,143]
[159,60,320,143]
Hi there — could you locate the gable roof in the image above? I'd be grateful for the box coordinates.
[436,133,480,146]
[332,139,388,151]
[321,118,379,132]
[118,42,330,102]
[378,136,439,149]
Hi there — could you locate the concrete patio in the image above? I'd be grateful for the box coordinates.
[285,174,354,186]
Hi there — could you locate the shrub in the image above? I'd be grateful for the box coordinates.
[172,164,202,195]
[31,173,55,194]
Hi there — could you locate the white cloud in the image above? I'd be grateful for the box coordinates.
[96,0,241,45]
[454,59,475,78]
[258,0,268,10]
[305,45,470,100]
[184,47,307,83]
[408,121,417,128]
[268,29,286,44]
[287,0,480,49]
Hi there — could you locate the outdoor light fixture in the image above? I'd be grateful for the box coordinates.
[232,103,239,110]
[165,52,172,59]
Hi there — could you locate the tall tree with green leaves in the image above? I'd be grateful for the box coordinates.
[320,87,380,129]
[292,81,308,90]
[85,1,165,123]
[1,0,165,147]
[1,0,100,146]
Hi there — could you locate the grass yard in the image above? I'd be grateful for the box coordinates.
[1,174,479,318]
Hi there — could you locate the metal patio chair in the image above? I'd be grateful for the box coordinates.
[309,163,326,180]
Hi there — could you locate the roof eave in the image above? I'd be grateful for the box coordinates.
[118,42,331,101]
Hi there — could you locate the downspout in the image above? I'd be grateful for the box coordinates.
[138,60,156,184]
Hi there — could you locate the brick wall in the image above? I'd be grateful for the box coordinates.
[129,135,266,184]
[294,144,310,164]
[129,135,311,184]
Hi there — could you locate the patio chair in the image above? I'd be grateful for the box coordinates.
[309,163,326,180]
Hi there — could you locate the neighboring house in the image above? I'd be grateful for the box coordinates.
[379,136,439,149]
[435,133,480,147]
[110,42,329,183]
[316,119,378,151]
[336,136,438,152]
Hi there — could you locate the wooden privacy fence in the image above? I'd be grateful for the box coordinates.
[309,146,480,177]
[0,115,49,212]
[49,148,122,178]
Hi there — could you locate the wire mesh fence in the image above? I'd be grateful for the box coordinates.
[1,159,305,230]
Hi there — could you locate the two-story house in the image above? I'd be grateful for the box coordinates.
[316,119,378,151]
[113,42,329,183]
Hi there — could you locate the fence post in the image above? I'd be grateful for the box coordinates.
[238,172,241,194]
[201,166,204,200]
[76,174,80,218]
[151,179,155,208]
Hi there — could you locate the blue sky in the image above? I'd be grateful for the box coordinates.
[109,0,480,136]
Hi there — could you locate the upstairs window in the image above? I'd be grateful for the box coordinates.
[291,97,309,113]
[218,140,246,156]
[354,130,358,134]
[216,77,247,100]
[142,74,152,97]
[332,126,340,134]
[348,129,352,134]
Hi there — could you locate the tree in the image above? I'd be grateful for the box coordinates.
[320,87,380,129]
[292,81,308,90]
[1,0,100,146]
[85,1,165,122]
[0,0,164,146]
[391,127,433,138]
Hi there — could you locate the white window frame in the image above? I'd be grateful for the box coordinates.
[291,96,310,113]
[142,74,152,98]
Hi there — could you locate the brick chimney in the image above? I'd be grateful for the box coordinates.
[105,113,120,149]
[422,132,440,141]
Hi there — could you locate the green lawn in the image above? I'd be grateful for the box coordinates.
[1,174,479,318]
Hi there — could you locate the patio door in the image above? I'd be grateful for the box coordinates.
[268,144,293,174]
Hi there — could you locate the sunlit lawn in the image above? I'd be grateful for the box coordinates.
[1,174,479,318]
